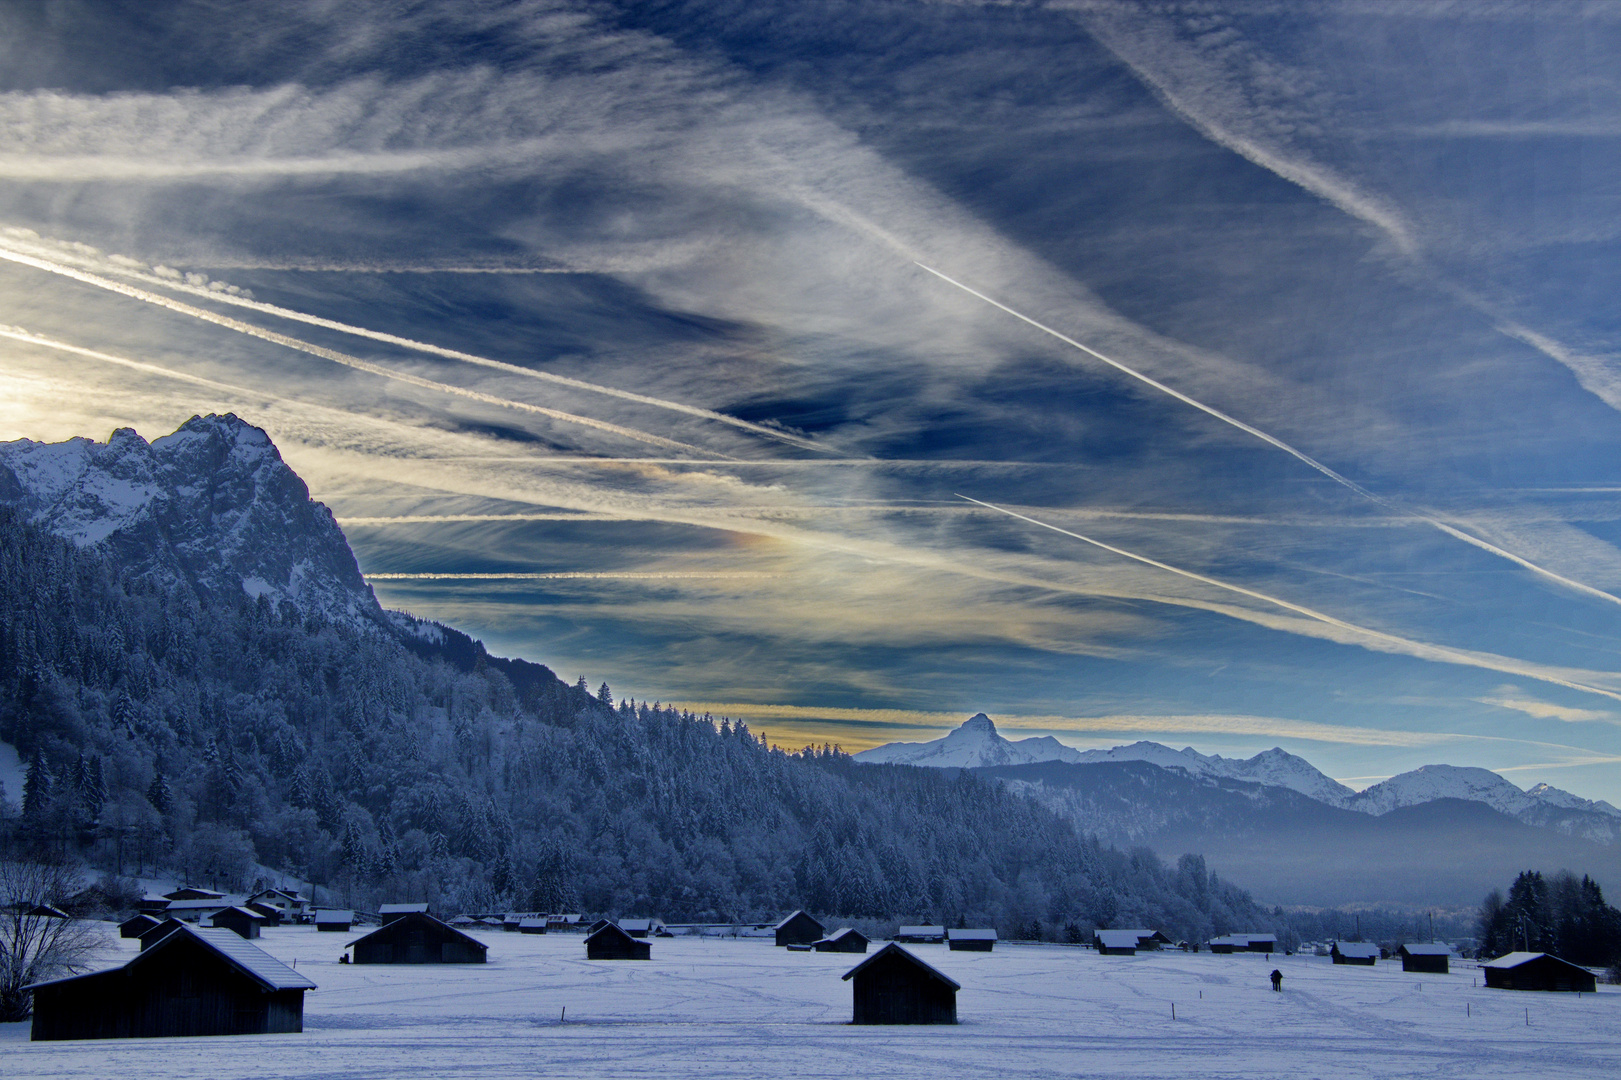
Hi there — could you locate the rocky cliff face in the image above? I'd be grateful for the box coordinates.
[0,414,383,628]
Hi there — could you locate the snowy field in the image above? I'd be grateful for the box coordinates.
[5,927,1619,1079]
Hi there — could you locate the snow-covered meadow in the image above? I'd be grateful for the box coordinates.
[5,927,1618,1079]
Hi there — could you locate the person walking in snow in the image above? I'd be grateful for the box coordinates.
[1270,969,1283,992]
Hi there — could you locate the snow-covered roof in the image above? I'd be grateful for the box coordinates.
[1208,935,1246,946]
[1238,933,1276,943]
[1334,941,1380,958]
[210,906,266,921]
[1481,951,1562,969]
[28,924,315,993]
[948,928,997,941]
[822,927,864,941]
[164,898,233,911]
[773,910,816,930]
[380,903,430,915]
[348,914,487,952]
[519,917,547,928]
[842,942,961,990]
[898,925,945,936]
[619,918,655,932]
[1399,942,1452,956]
[1097,930,1142,949]
[314,909,354,923]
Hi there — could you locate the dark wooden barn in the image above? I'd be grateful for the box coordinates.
[1481,952,1597,992]
[947,928,996,952]
[348,912,488,964]
[164,887,227,902]
[519,917,547,935]
[585,918,613,936]
[379,903,431,924]
[895,925,946,944]
[842,943,960,1025]
[586,922,651,960]
[119,913,162,939]
[208,906,266,940]
[1331,941,1379,966]
[814,928,869,953]
[1397,943,1450,974]
[774,910,825,947]
[29,924,316,1041]
[314,909,353,932]
[1096,930,1140,956]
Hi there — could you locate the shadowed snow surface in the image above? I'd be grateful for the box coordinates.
[5,924,1618,1079]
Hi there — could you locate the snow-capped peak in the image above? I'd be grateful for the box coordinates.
[854,713,1084,768]
[1064,741,1356,805]
[0,415,383,628]
[1347,764,1534,817]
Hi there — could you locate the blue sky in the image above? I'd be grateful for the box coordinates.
[3,1,1621,799]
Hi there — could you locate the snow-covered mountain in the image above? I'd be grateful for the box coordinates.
[853,713,1084,768]
[1348,764,1621,844]
[0,415,384,628]
[1070,742,1357,807]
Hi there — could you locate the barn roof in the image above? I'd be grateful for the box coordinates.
[380,903,431,915]
[1334,941,1381,958]
[619,918,655,932]
[842,942,961,990]
[773,910,818,930]
[519,917,547,929]
[163,898,234,912]
[314,909,354,923]
[898,925,945,936]
[1096,930,1142,950]
[27,924,315,993]
[586,921,638,944]
[211,905,266,921]
[948,928,997,941]
[821,927,865,942]
[347,912,488,952]
[1481,951,1590,972]
[1398,942,1451,956]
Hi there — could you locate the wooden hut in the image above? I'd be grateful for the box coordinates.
[349,912,488,964]
[895,925,946,944]
[137,893,170,914]
[246,902,285,927]
[120,913,163,939]
[314,909,353,932]
[1481,952,1597,992]
[586,921,651,960]
[379,903,431,925]
[585,918,613,936]
[1397,943,1451,974]
[1207,935,1242,954]
[208,906,267,940]
[1331,941,1379,966]
[1096,929,1141,956]
[28,924,315,1041]
[1124,929,1172,951]
[519,917,548,935]
[842,942,960,1025]
[1240,933,1277,953]
[947,928,996,952]
[814,928,869,954]
[164,898,232,924]
[774,910,825,947]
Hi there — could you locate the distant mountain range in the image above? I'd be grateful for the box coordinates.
[858,715,1621,905]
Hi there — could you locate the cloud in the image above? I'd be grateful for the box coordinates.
[1478,689,1620,726]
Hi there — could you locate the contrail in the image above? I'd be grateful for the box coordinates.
[0,234,837,455]
[919,262,1621,609]
[957,494,1621,704]
[0,245,727,459]
[366,571,776,581]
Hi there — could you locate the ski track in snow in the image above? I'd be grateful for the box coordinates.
[4,928,1619,1078]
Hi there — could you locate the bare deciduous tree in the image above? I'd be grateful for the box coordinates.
[0,861,103,1021]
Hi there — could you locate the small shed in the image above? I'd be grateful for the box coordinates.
[619,918,657,938]
[586,921,651,960]
[842,942,959,1025]
[208,906,267,940]
[1240,933,1277,953]
[895,925,946,944]
[137,893,171,914]
[814,928,869,954]
[380,903,431,925]
[1397,943,1451,974]
[314,909,354,932]
[585,918,613,936]
[1481,952,1597,992]
[1331,941,1379,966]
[1208,935,1243,954]
[119,913,163,939]
[519,917,548,935]
[246,902,285,926]
[29,924,315,1041]
[774,910,825,947]
[164,899,231,924]
[1096,929,1141,956]
[548,913,582,930]
[349,912,488,964]
[502,913,524,932]
[1119,929,1172,951]
[947,928,996,953]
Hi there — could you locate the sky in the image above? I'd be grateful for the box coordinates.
[3,1,1621,800]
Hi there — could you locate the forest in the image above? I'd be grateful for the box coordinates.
[1478,870,1621,969]
[0,506,1273,942]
